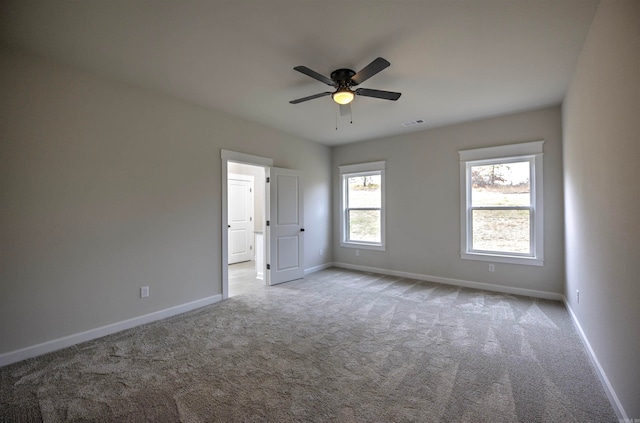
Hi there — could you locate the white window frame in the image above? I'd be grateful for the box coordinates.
[339,161,386,251]
[459,141,544,266]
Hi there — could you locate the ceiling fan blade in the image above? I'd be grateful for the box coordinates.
[293,66,335,86]
[289,92,332,104]
[339,103,351,116]
[351,57,390,85]
[355,88,401,101]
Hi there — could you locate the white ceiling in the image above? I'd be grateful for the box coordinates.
[0,0,599,146]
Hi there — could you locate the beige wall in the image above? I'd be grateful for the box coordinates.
[562,1,640,418]
[0,47,331,354]
[332,106,565,296]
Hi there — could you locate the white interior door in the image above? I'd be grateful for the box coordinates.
[268,167,304,285]
[228,174,254,264]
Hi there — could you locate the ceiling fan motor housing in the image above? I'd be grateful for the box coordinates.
[330,68,357,86]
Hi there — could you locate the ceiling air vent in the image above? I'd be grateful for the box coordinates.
[402,119,425,127]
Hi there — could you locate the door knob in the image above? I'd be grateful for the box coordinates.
[300,228,305,232]
[228,225,231,228]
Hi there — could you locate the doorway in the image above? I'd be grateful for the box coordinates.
[228,164,265,297]
[221,149,305,300]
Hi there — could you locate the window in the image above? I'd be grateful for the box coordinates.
[339,161,385,250]
[459,141,544,266]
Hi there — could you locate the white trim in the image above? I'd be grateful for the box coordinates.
[459,140,544,161]
[460,252,544,266]
[459,141,544,266]
[338,160,386,174]
[304,262,334,276]
[332,262,562,300]
[563,298,629,421]
[0,295,221,367]
[221,149,273,166]
[340,242,386,252]
[222,150,273,299]
[339,161,386,251]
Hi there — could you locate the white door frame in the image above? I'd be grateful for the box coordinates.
[221,150,273,300]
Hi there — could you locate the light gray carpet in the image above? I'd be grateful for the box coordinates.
[1,267,617,422]
[228,260,264,298]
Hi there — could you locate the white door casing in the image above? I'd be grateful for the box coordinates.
[228,174,254,264]
[268,167,304,285]
[221,150,273,300]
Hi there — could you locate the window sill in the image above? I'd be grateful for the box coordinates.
[341,242,386,252]
[461,252,543,267]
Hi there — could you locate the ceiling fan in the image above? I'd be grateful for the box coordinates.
[289,57,401,108]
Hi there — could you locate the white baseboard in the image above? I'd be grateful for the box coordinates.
[563,298,628,421]
[304,262,334,276]
[332,262,563,301]
[0,295,222,368]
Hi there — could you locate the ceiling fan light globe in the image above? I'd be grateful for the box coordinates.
[332,90,355,105]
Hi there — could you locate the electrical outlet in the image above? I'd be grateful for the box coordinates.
[355,249,360,257]
[141,286,149,298]
[576,290,580,304]
[319,248,323,257]
[489,264,495,272]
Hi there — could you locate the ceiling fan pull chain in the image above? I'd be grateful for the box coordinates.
[335,111,338,131]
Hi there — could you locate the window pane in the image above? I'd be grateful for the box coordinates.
[472,209,530,254]
[471,162,530,206]
[348,209,381,243]
[348,175,381,208]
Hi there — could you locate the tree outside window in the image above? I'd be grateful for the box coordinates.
[339,161,386,251]
[459,141,544,266]
[470,161,531,254]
